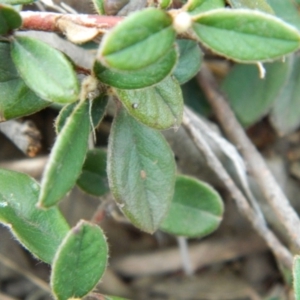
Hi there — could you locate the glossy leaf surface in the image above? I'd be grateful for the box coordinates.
[51,220,108,300]
[94,47,178,89]
[222,60,289,127]
[270,56,300,135]
[0,42,49,121]
[185,0,224,15]
[227,0,273,14]
[192,9,300,62]
[77,149,109,197]
[11,36,79,103]
[0,4,21,34]
[0,169,69,263]
[115,76,183,130]
[38,100,90,208]
[160,175,223,237]
[97,8,175,71]
[108,108,176,233]
[173,39,202,84]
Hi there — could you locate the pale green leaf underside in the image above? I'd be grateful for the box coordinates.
[107,108,176,233]
[0,169,69,263]
[160,175,223,238]
[11,36,79,103]
[115,76,183,130]
[192,9,300,62]
[228,0,274,14]
[51,220,108,300]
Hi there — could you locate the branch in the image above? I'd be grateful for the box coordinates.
[182,107,293,270]
[20,11,122,43]
[197,64,300,253]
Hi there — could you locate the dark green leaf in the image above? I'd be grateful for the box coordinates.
[192,9,300,62]
[94,46,178,89]
[108,108,176,233]
[11,36,79,103]
[0,4,21,34]
[160,175,223,238]
[185,0,225,15]
[77,149,109,197]
[294,255,300,300]
[0,42,49,122]
[267,0,300,30]
[0,169,69,263]
[51,220,108,300]
[97,8,176,71]
[55,95,108,133]
[115,76,183,130]
[173,39,202,84]
[38,100,90,208]
[222,60,289,127]
[270,55,300,135]
[227,0,274,14]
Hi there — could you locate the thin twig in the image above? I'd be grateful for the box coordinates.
[182,108,293,270]
[177,236,194,276]
[197,64,300,253]
[0,292,18,300]
[0,253,51,293]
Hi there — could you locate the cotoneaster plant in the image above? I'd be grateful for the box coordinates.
[1,0,300,299]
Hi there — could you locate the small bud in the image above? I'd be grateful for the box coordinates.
[173,11,192,34]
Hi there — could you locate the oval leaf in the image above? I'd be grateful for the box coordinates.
[114,76,183,130]
[11,36,79,103]
[0,4,21,34]
[0,169,69,263]
[94,46,178,89]
[0,42,49,122]
[185,0,225,15]
[97,8,176,71]
[38,100,90,208]
[192,9,300,62]
[107,108,176,233]
[160,175,223,238]
[270,55,300,135]
[51,220,108,300]
[222,60,289,127]
[77,149,109,197]
[227,0,274,14]
[173,39,202,84]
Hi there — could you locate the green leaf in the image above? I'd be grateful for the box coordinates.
[294,255,300,300]
[0,4,21,34]
[160,175,223,238]
[97,8,176,71]
[76,149,109,197]
[0,169,69,263]
[221,60,289,127]
[267,0,300,30]
[270,55,300,135]
[185,0,225,15]
[227,0,274,14]
[91,0,105,14]
[192,9,300,62]
[114,76,183,130]
[51,220,108,300]
[158,0,172,9]
[0,42,49,122]
[173,39,202,84]
[38,100,90,208]
[0,0,35,4]
[93,47,178,89]
[107,108,176,233]
[55,95,108,134]
[11,36,79,103]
